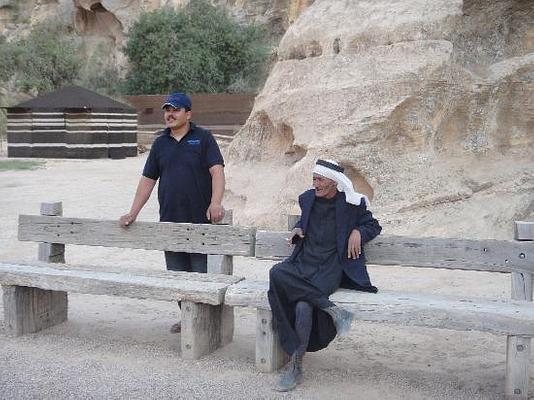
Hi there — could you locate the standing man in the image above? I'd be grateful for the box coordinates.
[268,159,381,392]
[119,92,225,330]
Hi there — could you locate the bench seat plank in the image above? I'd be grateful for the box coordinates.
[225,280,534,336]
[18,215,256,256]
[0,262,243,305]
[255,231,533,273]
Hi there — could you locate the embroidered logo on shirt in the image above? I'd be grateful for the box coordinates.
[187,139,201,145]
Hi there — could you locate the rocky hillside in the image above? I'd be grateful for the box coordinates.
[0,0,314,67]
[225,0,534,239]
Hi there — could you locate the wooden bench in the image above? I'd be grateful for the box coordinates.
[225,219,534,400]
[2,202,533,398]
[0,202,254,360]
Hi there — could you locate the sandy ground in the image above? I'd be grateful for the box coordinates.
[0,152,532,399]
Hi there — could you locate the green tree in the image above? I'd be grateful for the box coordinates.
[0,35,18,84]
[123,1,268,94]
[77,41,122,96]
[0,20,81,94]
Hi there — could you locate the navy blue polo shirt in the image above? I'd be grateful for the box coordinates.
[142,123,224,223]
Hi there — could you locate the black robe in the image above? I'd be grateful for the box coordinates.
[268,190,381,355]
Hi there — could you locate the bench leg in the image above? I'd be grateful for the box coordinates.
[505,335,531,400]
[256,308,289,372]
[207,255,235,346]
[207,255,233,275]
[221,305,234,347]
[181,301,224,360]
[2,285,68,336]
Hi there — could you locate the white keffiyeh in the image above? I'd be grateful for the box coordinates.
[313,159,370,207]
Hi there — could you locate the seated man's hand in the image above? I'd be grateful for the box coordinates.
[207,203,225,223]
[287,228,304,246]
[119,213,136,227]
[347,229,361,259]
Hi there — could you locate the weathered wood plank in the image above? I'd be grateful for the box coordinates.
[255,231,534,273]
[226,280,270,308]
[2,261,243,285]
[38,202,65,264]
[0,262,242,305]
[225,281,534,335]
[505,336,531,400]
[38,243,65,263]
[181,301,222,360]
[40,202,63,216]
[31,202,68,335]
[18,215,256,256]
[511,272,533,302]
[256,308,289,372]
[515,221,534,241]
[220,305,234,347]
[207,211,235,344]
[2,285,68,336]
[287,215,300,230]
[207,255,233,275]
[207,209,234,274]
[254,231,291,260]
[505,238,533,400]
[215,209,233,226]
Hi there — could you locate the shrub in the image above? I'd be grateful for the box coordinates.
[0,35,18,84]
[123,1,269,94]
[0,20,81,94]
[77,41,123,96]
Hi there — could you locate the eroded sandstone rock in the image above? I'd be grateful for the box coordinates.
[226,0,534,238]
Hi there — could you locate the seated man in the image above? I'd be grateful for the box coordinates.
[268,159,382,392]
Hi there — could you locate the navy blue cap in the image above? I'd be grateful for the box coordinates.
[161,92,192,110]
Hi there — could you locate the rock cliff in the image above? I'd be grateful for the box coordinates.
[0,0,313,64]
[225,0,534,239]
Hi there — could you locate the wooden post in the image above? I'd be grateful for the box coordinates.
[38,202,66,263]
[505,221,533,400]
[207,209,234,346]
[287,214,300,230]
[2,202,68,336]
[207,255,233,275]
[256,308,289,372]
[255,216,297,372]
[514,221,534,241]
[180,301,222,360]
[207,209,234,274]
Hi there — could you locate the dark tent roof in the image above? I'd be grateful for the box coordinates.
[8,86,136,113]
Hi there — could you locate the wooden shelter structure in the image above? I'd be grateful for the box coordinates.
[6,86,137,159]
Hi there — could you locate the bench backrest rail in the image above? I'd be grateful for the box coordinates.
[19,214,256,256]
[255,231,533,274]
[20,212,532,275]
